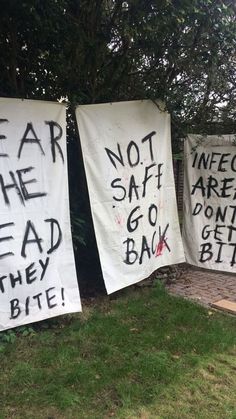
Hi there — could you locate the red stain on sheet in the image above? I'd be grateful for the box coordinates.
[155,239,166,257]
[115,214,123,226]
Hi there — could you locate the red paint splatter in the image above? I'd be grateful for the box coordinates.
[115,215,123,226]
[155,239,166,257]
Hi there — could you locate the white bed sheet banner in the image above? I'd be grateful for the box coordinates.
[183,134,236,272]
[0,98,81,331]
[76,100,185,294]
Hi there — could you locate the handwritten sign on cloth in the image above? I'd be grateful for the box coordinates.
[183,134,236,272]
[76,100,185,293]
[0,98,81,331]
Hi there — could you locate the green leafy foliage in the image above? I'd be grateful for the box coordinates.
[0,325,35,351]
[0,0,235,137]
[70,211,86,248]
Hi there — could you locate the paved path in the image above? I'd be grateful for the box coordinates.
[166,264,236,307]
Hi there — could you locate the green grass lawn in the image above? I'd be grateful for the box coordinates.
[0,283,236,419]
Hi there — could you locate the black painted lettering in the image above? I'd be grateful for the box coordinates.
[214,224,225,241]
[142,163,156,197]
[220,178,234,198]
[25,262,37,284]
[128,175,139,202]
[25,296,30,316]
[123,238,138,265]
[158,224,170,252]
[18,122,45,159]
[229,243,236,266]
[39,257,50,280]
[156,163,163,190]
[148,204,158,226]
[218,153,230,172]
[191,176,205,196]
[205,205,213,219]
[33,293,43,310]
[111,178,126,201]
[209,152,221,170]
[0,275,7,293]
[215,242,227,263]
[45,120,64,163]
[10,298,21,319]
[105,143,124,170]
[197,152,210,170]
[151,230,157,254]
[0,119,9,157]
[139,236,151,264]
[45,218,62,254]
[199,242,213,262]
[21,220,43,258]
[227,225,236,242]
[127,206,143,233]
[9,271,22,288]
[216,206,227,222]
[192,152,198,168]
[231,155,236,172]
[0,222,14,259]
[229,205,236,223]
[0,171,24,206]
[16,167,47,201]
[127,141,140,167]
[201,225,211,240]
[46,287,57,309]
[141,131,156,161]
[206,176,219,198]
[192,202,202,216]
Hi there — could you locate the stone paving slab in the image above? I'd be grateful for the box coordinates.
[211,299,236,315]
[166,264,236,307]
